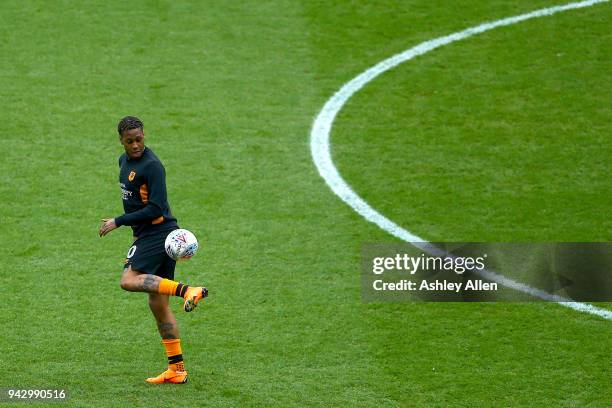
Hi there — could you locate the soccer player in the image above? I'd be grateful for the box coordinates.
[99,116,208,384]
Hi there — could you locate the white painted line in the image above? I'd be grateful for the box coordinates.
[310,0,612,320]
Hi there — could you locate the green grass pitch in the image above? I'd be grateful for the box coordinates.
[0,0,610,406]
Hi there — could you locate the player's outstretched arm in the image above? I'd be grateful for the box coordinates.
[99,218,118,237]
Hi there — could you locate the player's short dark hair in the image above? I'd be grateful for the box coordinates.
[117,116,144,138]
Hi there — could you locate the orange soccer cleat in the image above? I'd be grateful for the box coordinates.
[145,368,188,384]
[183,286,208,312]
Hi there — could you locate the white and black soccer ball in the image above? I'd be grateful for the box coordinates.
[165,229,199,261]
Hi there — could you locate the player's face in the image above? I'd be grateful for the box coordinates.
[120,128,145,159]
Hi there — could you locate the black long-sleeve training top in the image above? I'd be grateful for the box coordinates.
[115,147,178,238]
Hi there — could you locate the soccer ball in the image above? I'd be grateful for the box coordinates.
[165,229,199,261]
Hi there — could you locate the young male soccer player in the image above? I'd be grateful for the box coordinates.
[99,116,208,384]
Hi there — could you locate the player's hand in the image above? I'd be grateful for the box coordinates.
[99,218,117,237]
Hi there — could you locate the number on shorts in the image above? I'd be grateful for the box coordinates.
[126,245,137,258]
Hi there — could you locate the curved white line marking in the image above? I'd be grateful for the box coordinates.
[310,0,612,320]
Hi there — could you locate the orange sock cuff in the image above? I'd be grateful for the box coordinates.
[158,279,179,296]
[162,339,184,371]
[162,339,182,357]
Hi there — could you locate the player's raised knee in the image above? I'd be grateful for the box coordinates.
[120,274,135,291]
